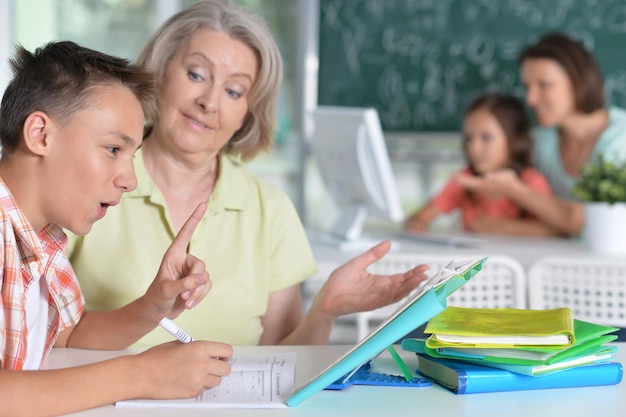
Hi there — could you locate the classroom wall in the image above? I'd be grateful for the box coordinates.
[316,0,626,132]
[0,2,14,93]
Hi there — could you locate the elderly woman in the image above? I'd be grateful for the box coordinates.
[66,0,428,346]
[458,32,626,236]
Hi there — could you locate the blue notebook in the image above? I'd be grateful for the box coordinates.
[415,354,623,394]
[286,257,486,407]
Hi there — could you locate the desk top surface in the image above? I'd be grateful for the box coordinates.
[45,343,625,417]
[307,229,602,270]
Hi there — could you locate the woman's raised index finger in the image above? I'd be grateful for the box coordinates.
[170,202,208,251]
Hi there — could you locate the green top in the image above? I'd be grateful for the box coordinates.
[532,107,626,199]
[66,150,317,346]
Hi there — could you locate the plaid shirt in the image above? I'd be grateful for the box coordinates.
[0,178,84,370]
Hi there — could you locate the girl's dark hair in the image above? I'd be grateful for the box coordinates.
[463,93,533,176]
[518,32,604,113]
[0,41,156,156]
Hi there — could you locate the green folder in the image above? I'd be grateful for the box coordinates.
[468,345,618,376]
[424,306,575,348]
[403,319,619,366]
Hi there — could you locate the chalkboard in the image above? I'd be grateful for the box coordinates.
[317,0,626,132]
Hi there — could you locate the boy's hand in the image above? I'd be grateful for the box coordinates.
[143,203,211,318]
[137,341,233,398]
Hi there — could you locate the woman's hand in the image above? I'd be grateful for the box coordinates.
[403,202,440,233]
[468,216,511,234]
[404,216,428,233]
[142,203,212,319]
[314,240,429,317]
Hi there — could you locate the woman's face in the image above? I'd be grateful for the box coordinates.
[521,58,576,127]
[463,108,510,175]
[154,29,258,155]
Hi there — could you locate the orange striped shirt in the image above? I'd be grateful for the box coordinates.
[0,177,84,370]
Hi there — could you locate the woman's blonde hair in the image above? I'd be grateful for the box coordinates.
[137,0,283,161]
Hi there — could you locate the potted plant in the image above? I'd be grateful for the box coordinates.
[572,154,626,255]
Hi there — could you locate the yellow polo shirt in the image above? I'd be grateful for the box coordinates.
[66,150,317,345]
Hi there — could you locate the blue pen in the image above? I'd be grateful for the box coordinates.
[159,317,194,343]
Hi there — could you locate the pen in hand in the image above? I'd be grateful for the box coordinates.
[159,317,194,343]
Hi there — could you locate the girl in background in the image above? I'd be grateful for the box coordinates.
[404,93,560,236]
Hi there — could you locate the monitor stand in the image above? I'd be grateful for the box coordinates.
[316,233,394,252]
[318,206,400,252]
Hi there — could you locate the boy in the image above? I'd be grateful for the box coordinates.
[0,41,232,417]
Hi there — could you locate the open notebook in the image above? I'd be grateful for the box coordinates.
[117,353,296,408]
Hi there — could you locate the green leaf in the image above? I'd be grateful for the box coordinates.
[572,154,626,203]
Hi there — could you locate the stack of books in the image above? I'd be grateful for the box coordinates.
[401,306,623,394]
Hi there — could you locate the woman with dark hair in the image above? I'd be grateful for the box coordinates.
[404,93,557,236]
[457,32,626,236]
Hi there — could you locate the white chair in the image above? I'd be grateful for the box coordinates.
[528,256,626,328]
[353,253,527,341]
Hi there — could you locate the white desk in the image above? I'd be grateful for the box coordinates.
[44,343,625,417]
[308,229,591,273]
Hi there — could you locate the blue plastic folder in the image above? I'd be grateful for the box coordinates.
[286,257,486,407]
[414,354,623,394]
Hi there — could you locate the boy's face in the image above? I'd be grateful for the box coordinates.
[43,84,144,235]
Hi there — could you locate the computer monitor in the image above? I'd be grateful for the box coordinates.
[310,106,404,250]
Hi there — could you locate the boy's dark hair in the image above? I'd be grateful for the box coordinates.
[0,41,156,156]
[518,32,604,113]
[463,93,533,176]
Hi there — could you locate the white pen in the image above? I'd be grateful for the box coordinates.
[159,317,194,343]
